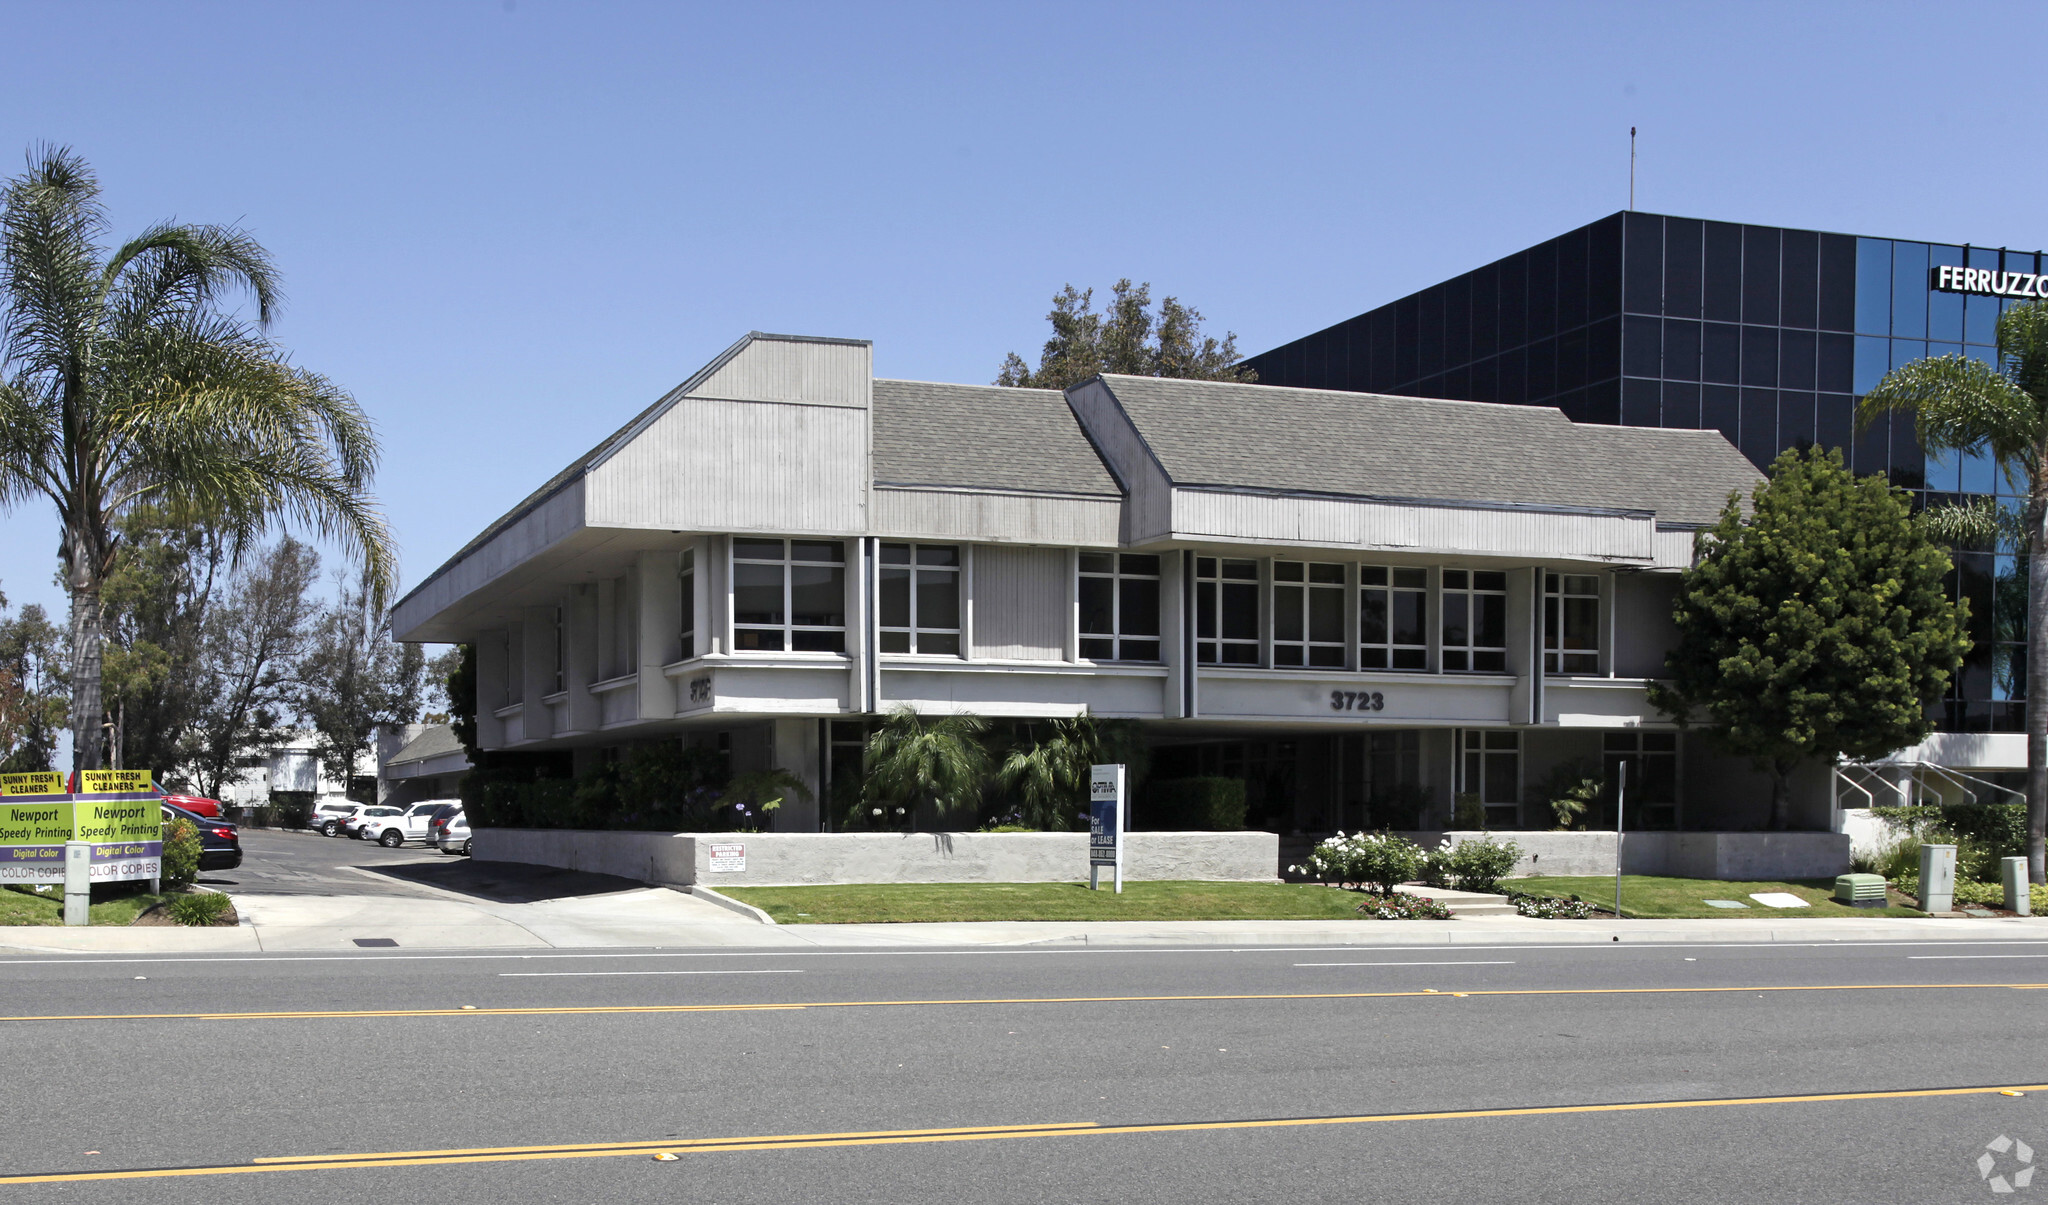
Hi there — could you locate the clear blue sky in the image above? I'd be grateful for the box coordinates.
[3,0,2044,624]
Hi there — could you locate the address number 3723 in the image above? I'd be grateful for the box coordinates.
[1330,690,1384,712]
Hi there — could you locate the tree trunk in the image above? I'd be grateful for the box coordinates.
[2029,507,2048,884]
[1767,760,1791,831]
[67,574,104,775]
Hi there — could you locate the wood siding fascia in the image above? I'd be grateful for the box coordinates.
[391,478,586,642]
[871,487,1120,546]
[970,546,1069,661]
[1168,488,1656,564]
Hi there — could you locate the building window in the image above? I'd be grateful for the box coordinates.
[678,548,695,660]
[1079,553,1161,662]
[1361,566,1428,670]
[1462,729,1521,828]
[732,538,846,653]
[1442,569,1508,672]
[1195,557,1260,665]
[1604,731,1678,829]
[1273,560,1346,668]
[553,605,565,693]
[1544,572,1600,674]
[880,543,961,655]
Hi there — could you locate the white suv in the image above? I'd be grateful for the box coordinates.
[359,800,456,848]
[313,802,366,837]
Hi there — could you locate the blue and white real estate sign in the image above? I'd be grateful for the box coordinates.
[1088,764,1124,869]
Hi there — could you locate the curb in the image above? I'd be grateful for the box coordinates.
[685,885,777,925]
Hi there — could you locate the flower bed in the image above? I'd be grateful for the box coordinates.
[1354,891,1452,920]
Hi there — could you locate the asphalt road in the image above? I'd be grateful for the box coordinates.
[200,827,460,899]
[3,939,2047,1203]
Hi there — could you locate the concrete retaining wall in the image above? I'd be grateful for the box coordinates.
[474,828,1279,887]
[1397,830,1852,880]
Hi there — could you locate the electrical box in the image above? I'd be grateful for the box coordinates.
[1918,843,1958,914]
[1832,873,1887,908]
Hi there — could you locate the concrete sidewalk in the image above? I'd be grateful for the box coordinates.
[4,887,2047,953]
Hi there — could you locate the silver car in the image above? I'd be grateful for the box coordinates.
[436,811,471,856]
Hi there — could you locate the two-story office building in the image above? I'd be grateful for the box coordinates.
[392,331,1787,834]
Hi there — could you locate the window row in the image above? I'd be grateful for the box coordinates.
[693,543,1606,674]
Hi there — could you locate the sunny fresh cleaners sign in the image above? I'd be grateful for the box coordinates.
[0,770,162,885]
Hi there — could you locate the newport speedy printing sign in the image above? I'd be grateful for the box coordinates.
[1931,264,2048,300]
[0,770,162,885]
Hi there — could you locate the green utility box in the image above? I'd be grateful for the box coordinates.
[1833,873,1888,908]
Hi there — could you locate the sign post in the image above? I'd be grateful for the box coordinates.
[1089,763,1125,894]
[1614,760,1627,921]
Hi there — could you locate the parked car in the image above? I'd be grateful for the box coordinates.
[359,800,452,848]
[435,811,470,856]
[160,792,223,818]
[312,802,366,837]
[162,803,242,871]
[343,805,404,839]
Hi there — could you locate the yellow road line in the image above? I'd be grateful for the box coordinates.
[3,981,2045,1024]
[5,1084,2043,1185]
[254,1121,1104,1164]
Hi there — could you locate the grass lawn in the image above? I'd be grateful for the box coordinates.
[721,880,1384,924]
[1505,875,1924,919]
[0,885,174,926]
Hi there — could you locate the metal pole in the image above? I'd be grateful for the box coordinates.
[1614,760,1627,920]
[1629,127,1637,210]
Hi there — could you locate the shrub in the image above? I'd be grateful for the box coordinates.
[1506,891,1597,919]
[1447,836,1522,892]
[1291,831,1423,894]
[166,892,233,926]
[1531,759,1602,830]
[1418,840,1456,889]
[1355,891,1451,920]
[1452,793,1485,829]
[161,817,202,890]
[1142,778,1248,831]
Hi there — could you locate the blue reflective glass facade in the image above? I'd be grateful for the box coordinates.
[1242,212,2046,733]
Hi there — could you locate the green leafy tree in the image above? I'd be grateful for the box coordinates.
[0,586,64,771]
[1861,299,2048,880]
[0,146,392,772]
[1649,447,1969,829]
[298,580,423,803]
[861,707,991,828]
[99,509,227,776]
[997,279,1255,389]
[183,536,320,796]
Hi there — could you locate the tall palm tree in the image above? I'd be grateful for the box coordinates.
[1861,299,2048,882]
[997,718,1095,830]
[0,146,392,773]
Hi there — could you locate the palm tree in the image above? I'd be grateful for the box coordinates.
[0,146,392,773]
[1861,299,2048,882]
[997,718,1095,830]
[861,707,991,828]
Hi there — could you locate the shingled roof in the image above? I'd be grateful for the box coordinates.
[872,379,1122,497]
[1092,375,1761,526]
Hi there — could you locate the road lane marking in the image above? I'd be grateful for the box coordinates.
[6,1083,2045,1185]
[3,981,2044,1023]
[497,970,806,978]
[5,941,2048,966]
[1909,954,2048,960]
[1294,961,1517,967]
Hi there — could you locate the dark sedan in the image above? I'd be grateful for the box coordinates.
[163,803,242,871]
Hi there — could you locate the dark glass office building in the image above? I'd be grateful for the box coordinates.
[1243,212,2045,732]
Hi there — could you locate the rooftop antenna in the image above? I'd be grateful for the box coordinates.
[1629,127,1637,210]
